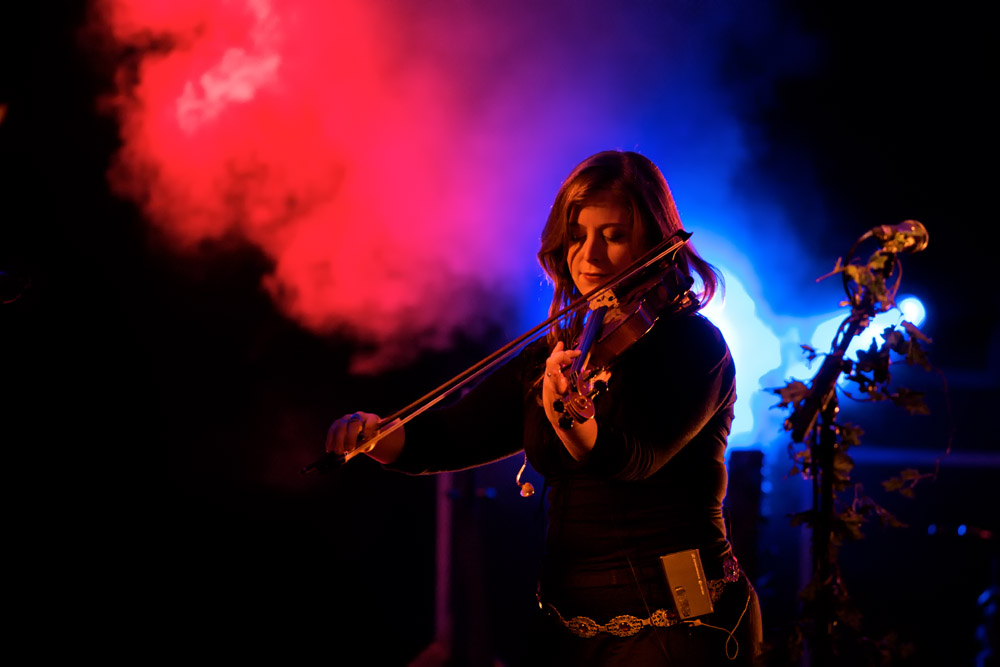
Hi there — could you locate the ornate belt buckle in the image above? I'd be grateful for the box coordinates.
[606,615,643,637]
[566,616,599,638]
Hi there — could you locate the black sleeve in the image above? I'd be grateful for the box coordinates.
[385,342,544,475]
[580,314,736,481]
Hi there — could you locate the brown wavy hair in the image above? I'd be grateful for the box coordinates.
[537,150,722,346]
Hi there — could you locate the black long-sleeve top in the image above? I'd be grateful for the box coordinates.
[389,311,737,581]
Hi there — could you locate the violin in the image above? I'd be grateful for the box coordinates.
[301,230,698,475]
[551,253,699,430]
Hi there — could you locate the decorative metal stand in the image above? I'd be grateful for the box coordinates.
[784,220,929,666]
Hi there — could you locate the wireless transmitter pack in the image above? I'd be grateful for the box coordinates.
[660,548,714,620]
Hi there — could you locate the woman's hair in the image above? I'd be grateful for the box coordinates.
[537,150,722,345]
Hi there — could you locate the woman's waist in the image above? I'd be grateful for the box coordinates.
[546,517,729,568]
[538,552,743,624]
[542,542,736,588]
[546,480,726,534]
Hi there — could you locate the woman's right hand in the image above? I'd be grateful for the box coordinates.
[325,412,405,464]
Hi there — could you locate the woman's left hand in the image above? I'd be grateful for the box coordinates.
[542,341,579,402]
[542,341,597,459]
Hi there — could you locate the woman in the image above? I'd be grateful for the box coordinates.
[327,150,762,665]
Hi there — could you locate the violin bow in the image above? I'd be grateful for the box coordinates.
[301,230,692,473]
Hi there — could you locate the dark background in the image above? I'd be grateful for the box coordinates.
[2,1,996,664]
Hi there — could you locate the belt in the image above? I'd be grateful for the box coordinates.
[543,557,741,638]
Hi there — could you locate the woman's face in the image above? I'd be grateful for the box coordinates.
[566,199,643,294]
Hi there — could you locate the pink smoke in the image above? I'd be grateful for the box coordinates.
[93,0,556,372]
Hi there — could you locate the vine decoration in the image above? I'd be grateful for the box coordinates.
[767,221,949,664]
[774,322,936,523]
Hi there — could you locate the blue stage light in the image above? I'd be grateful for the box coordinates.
[699,258,782,447]
[809,293,929,365]
[896,295,927,328]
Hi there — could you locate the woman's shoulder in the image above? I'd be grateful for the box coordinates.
[639,311,732,373]
[659,311,727,348]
